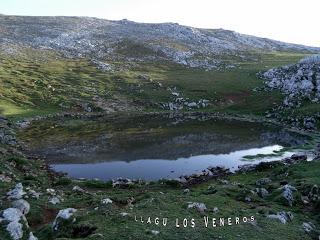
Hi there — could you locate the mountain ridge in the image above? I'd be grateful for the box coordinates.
[1,14,319,69]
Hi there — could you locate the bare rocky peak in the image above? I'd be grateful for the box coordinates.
[1,15,319,68]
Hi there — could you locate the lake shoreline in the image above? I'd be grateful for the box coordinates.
[1,114,320,239]
[14,111,320,182]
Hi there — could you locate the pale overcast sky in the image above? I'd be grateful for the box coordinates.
[0,0,319,47]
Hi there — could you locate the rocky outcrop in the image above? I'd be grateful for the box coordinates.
[260,56,320,129]
[261,55,320,106]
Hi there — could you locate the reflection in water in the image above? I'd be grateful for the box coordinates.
[52,145,294,180]
[19,114,310,180]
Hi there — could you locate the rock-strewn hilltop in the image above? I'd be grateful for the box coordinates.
[1,15,319,69]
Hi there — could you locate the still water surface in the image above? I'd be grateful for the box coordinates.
[20,114,309,180]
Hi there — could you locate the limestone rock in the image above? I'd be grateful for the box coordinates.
[183,188,190,194]
[49,196,61,205]
[302,222,315,233]
[7,183,26,200]
[28,232,38,240]
[6,221,24,240]
[279,184,297,206]
[256,188,269,198]
[267,211,293,224]
[52,208,77,231]
[101,198,113,205]
[72,185,85,193]
[11,199,30,215]
[187,202,207,213]
[0,208,27,240]
[256,178,272,186]
[112,178,134,188]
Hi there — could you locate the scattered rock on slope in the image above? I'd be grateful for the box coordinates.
[260,55,320,106]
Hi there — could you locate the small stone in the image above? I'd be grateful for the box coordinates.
[151,230,160,235]
[101,198,113,205]
[28,232,38,240]
[183,188,190,194]
[302,222,315,233]
[0,174,12,183]
[28,190,41,199]
[256,188,269,198]
[7,183,26,200]
[301,196,310,205]
[219,179,230,185]
[256,178,272,186]
[112,178,134,188]
[267,211,293,224]
[72,186,85,193]
[245,196,252,202]
[53,208,77,231]
[308,185,319,202]
[46,188,56,195]
[17,121,30,129]
[176,177,187,184]
[6,221,23,240]
[279,184,297,206]
[187,202,207,213]
[11,199,30,215]
[49,196,61,205]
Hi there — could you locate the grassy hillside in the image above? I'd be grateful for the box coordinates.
[0,50,308,120]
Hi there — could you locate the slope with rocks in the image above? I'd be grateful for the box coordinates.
[261,55,320,105]
[260,55,320,129]
[0,14,319,129]
[0,15,319,70]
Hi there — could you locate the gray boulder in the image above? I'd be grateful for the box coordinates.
[7,183,26,200]
[187,202,207,213]
[0,208,27,240]
[267,211,293,224]
[256,178,272,186]
[279,184,297,206]
[11,199,30,215]
[302,222,315,233]
[28,232,38,240]
[52,208,77,231]
[256,188,269,198]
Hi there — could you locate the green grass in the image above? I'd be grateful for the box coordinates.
[2,153,319,239]
[0,49,309,120]
[0,100,60,120]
